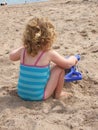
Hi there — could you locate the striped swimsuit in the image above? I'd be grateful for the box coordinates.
[17,50,50,101]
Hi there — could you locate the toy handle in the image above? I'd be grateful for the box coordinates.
[66,54,80,61]
[75,54,80,61]
[66,70,81,77]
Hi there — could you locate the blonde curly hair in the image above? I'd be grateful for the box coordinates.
[23,17,56,56]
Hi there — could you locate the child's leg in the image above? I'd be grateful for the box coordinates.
[44,65,65,100]
[54,69,65,99]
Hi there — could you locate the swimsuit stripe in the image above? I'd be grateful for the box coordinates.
[19,75,48,82]
[20,69,49,76]
[19,79,47,85]
[18,82,44,88]
[18,84,44,91]
[18,91,44,101]
[20,64,49,72]
[20,72,49,79]
[18,88,44,95]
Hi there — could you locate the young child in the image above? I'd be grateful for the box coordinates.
[9,17,78,101]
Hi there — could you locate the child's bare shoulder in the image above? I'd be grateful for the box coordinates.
[47,49,57,55]
[20,47,25,55]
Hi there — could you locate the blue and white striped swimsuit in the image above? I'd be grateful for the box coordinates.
[17,50,50,101]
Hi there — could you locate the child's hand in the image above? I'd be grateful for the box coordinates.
[74,54,80,65]
[65,55,79,68]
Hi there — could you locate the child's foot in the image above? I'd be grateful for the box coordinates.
[54,91,73,99]
[60,91,73,99]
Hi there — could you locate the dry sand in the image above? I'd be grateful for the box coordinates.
[0,0,98,130]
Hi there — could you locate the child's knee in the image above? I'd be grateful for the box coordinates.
[55,66,65,74]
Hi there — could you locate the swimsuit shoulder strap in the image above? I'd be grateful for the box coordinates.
[34,51,45,66]
[22,48,26,64]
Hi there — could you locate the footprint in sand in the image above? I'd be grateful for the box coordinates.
[79,30,88,37]
[2,86,18,97]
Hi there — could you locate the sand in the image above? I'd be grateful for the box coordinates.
[0,0,98,130]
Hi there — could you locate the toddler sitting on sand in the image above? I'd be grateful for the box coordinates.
[9,17,78,101]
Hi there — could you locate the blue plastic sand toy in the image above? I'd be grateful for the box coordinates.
[64,55,82,82]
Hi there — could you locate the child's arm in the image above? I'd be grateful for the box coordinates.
[9,47,23,61]
[49,50,78,69]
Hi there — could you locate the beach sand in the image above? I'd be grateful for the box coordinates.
[0,0,98,129]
